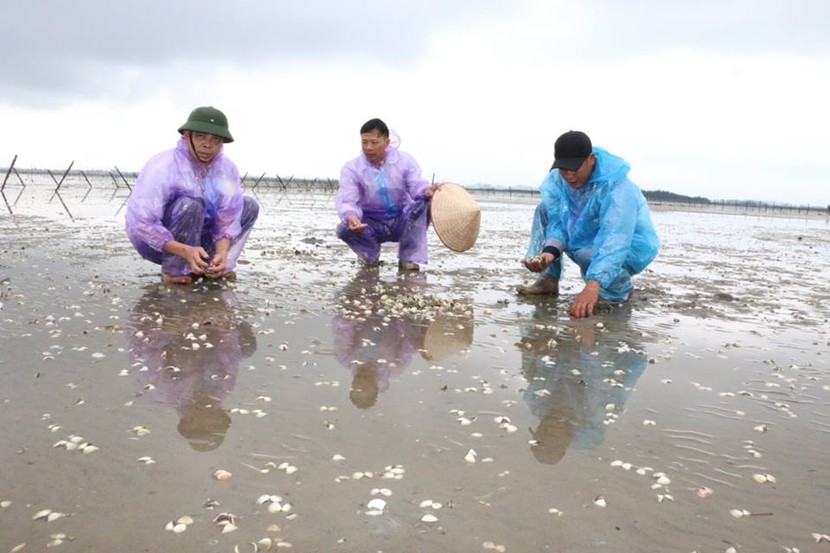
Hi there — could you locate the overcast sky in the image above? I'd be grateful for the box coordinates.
[2,0,828,205]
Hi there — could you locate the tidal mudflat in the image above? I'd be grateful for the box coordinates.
[1,183,828,552]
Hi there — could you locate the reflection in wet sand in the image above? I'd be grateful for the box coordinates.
[127,284,256,451]
[332,268,474,408]
[517,302,647,464]
[1,186,829,552]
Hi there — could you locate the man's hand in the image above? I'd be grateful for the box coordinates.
[569,280,601,318]
[164,241,209,274]
[206,238,231,278]
[347,215,368,233]
[423,182,443,198]
[522,252,555,273]
[206,252,228,278]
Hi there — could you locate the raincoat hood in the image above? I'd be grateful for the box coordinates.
[586,148,630,186]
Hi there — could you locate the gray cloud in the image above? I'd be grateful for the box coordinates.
[582,0,830,58]
[3,0,504,104]
[5,0,827,106]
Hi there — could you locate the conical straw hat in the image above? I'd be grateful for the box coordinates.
[430,183,481,253]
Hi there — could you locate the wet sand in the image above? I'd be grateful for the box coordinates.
[1,184,829,552]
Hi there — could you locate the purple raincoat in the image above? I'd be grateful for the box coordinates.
[125,137,244,254]
[335,145,432,264]
[336,147,430,222]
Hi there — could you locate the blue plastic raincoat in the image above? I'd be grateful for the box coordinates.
[528,148,659,300]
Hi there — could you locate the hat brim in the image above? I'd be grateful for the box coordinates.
[551,157,586,171]
[430,183,481,253]
[178,122,234,143]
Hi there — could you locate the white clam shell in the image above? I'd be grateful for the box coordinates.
[366,498,386,511]
[464,449,477,463]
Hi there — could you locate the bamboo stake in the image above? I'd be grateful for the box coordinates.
[113,166,132,191]
[1,154,17,191]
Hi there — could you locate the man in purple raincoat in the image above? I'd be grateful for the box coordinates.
[126,106,259,285]
[335,118,440,272]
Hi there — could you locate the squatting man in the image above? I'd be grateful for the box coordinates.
[518,130,659,318]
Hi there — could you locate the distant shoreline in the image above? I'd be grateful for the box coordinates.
[3,166,827,217]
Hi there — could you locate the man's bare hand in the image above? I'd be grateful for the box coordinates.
[423,182,443,198]
[206,252,228,278]
[569,280,601,318]
[164,241,209,274]
[347,216,368,233]
[521,252,555,273]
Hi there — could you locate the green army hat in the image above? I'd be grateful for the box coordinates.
[178,106,234,143]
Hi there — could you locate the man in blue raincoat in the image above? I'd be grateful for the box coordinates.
[518,131,658,318]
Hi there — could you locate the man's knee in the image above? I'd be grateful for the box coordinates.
[242,196,260,226]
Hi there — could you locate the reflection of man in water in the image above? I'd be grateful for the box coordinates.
[517,303,647,464]
[128,285,256,450]
[331,269,428,408]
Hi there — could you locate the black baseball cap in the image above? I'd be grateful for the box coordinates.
[551,130,592,171]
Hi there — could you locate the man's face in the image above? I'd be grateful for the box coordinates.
[558,153,596,189]
[185,131,224,164]
[361,130,390,164]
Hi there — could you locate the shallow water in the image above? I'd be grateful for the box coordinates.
[1,183,829,552]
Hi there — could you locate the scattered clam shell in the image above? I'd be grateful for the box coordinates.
[812,533,830,543]
[653,473,671,486]
[137,456,156,464]
[1,500,11,509]
[214,512,239,529]
[752,473,776,484]
[213,469,233,481]
[33,509,53,521]
[421,513,439,523]
[729,508,751,519]
[165,514,195,532]
[366,498,387,512]
[464,449,477,464]
[332,454,346,462]
[694,486,714,499]
[483,542,507,552]
[593,496,607,508]
[257,494,283,506]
